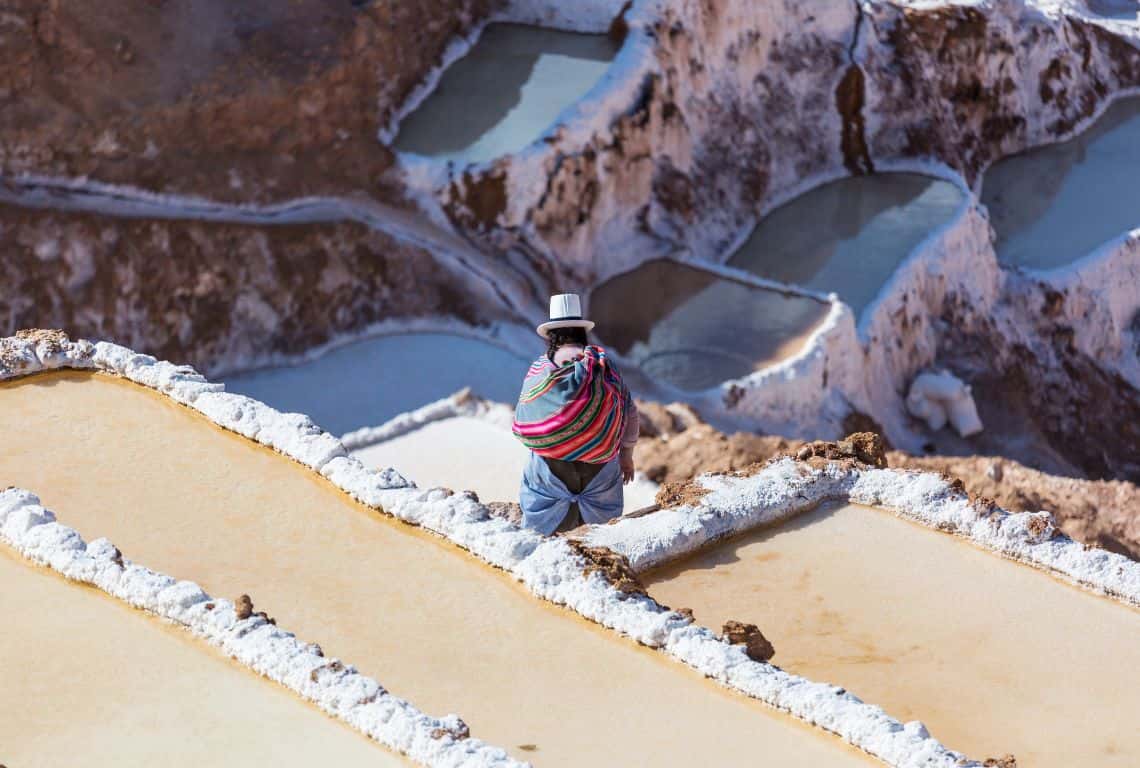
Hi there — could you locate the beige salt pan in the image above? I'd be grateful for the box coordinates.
[645,503,1140,767]
[0,547,405,768]
[352,416,660,511]
[354,416,528,503]
[0,372,873,767]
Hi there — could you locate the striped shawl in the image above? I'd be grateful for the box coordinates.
[513,345,630,463]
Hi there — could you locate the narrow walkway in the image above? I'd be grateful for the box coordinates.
[0,547,405,767]
[645,503,1140,767]
[0,372,874,767]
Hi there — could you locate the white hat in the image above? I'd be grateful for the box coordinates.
[536,293,595,338]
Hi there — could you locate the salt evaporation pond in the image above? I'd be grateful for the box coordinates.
[730,174,963,318]
[393,24,617,163]
[225,333,530,435]
[1087,0,1138,20]
[645,503,1140,767]
[0,548,404,767]
[0,372,874,767]
[984,97,1140,269]
[589,259,831,392]
[353,416,660,509]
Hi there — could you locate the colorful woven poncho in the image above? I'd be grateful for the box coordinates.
[513,345,630,464]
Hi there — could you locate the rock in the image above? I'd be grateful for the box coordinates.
[430,721,470,741]
[234,594,253,620]
[983,755,1017,768]
[722,620,775,662]
[987,461,1004,482]
[485,501,522,525]
[790,432,888,469]
[906,370,984,437]
[566,541,646,597]
[654,478,711,509]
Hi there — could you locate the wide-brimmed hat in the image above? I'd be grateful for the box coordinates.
[536,293,595,338]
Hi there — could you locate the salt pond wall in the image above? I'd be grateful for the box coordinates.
[414,0,1140,285]
[389,0,1140,460]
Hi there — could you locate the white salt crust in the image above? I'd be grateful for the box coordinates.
[340,389,515,451]
[0,486,524,768]
[582,459,1140,611]
[1,334,989,768]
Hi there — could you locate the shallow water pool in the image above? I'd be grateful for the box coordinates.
[224,333,530,435]
[393,24,617,164]
[589,259,831,392]
[729,174,963,318]
[984,97,1140,269]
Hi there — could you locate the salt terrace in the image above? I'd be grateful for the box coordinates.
[4,333,1139,767]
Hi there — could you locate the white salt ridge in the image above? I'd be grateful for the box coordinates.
[0,487,525,768]
[341,389,515,451]
[0,333,986,767]
[582,459,1140,610]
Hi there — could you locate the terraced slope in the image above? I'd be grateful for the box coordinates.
[0,371,874,767]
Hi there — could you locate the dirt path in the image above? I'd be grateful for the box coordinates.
[0,547,406,767]
[645,503,1140,767]
[0,371,874,767]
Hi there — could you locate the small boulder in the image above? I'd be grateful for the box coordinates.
[983,755,1017,768]
[235,594,253,620]
[722,620,775,662]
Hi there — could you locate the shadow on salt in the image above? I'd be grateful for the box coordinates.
[589,259,831,393]
[983,97,1140,269]
[729,173,964,319]
[224,333,530,435]
[393,24,618,164]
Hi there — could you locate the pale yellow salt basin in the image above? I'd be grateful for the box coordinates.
[0,372,873,767]
[354,416,528,502]
[0,546,405,768]
[645,503,1140,767]
[352,415,660,510]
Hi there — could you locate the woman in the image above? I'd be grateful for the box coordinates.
[513,293,639,534]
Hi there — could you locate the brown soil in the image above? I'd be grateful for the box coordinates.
[565,540,647,598]
[234,594,254,621]
[634,401,1140,560]
[721,620,775,662]
[787,433,887,470]
[653,478,712,510]
[889,453,1140,559]
[984,756,1018,768]
[635,401,797,484]
[0,206,489,374]
[485,501,523,526]
[1,0,494,202]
